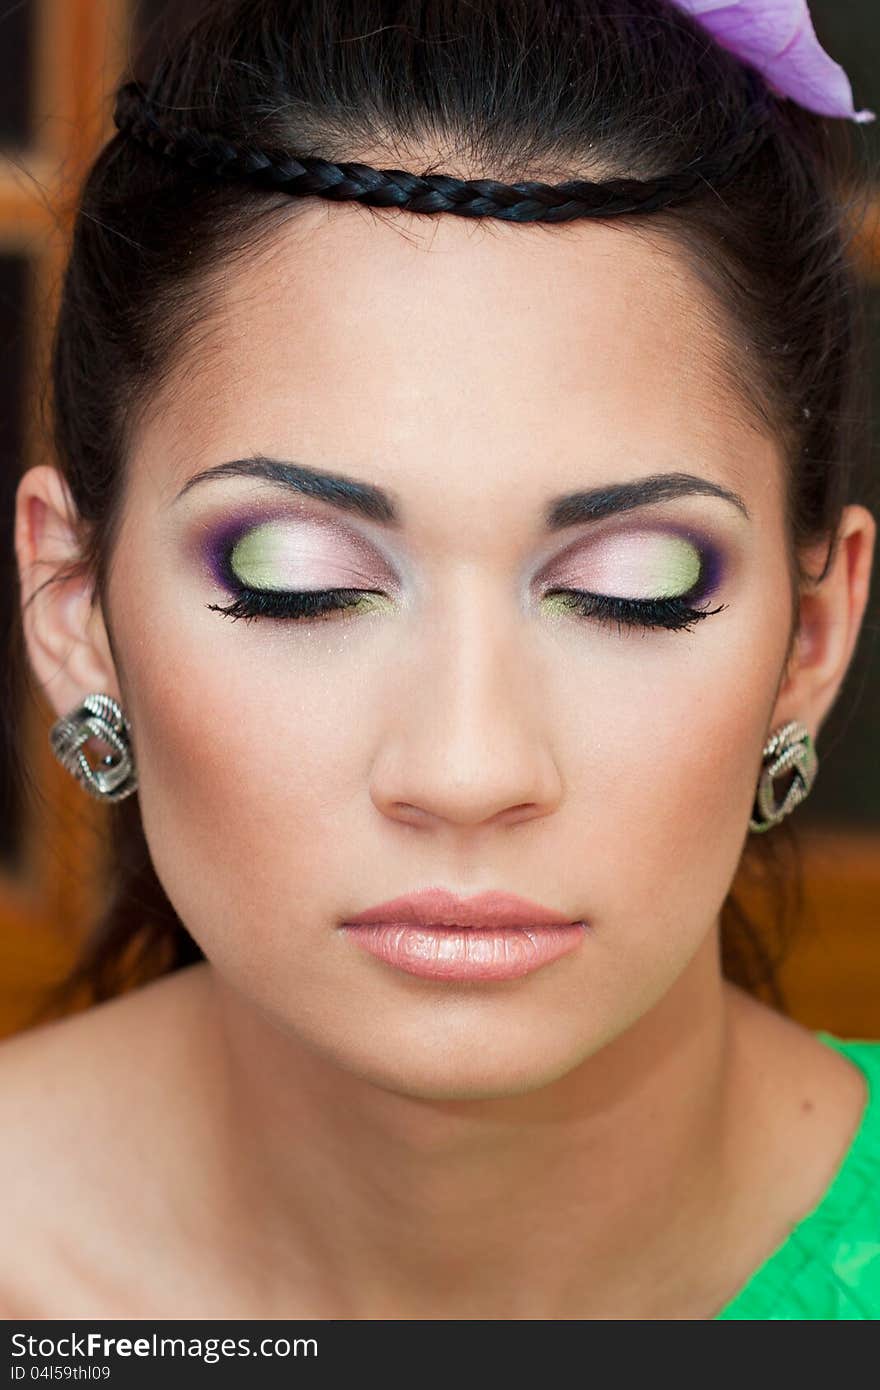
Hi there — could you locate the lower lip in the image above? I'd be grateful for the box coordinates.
[338,922,589,980]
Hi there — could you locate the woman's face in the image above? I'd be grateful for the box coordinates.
[105,207,794,1097]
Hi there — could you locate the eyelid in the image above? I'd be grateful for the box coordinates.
[227,519,379,590]
[546,531,699,592]
[194,500,729,605]
[202,508,400,593]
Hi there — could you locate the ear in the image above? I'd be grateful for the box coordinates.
[771,503,876,741]
[14,464,120,721]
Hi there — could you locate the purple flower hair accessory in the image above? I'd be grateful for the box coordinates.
[669,0,876,123]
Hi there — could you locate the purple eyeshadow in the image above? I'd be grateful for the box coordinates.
[195,506,728,605]
[199,506,322,593]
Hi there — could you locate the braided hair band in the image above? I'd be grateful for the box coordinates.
[112,66,774,224]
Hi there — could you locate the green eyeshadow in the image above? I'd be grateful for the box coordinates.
[636,536,702,596]
[228,522,295,589]
[542,532,704,615]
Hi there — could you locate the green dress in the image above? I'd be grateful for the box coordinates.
[715,1032,880,1319]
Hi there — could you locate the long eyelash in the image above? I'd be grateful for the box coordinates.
[206,587,381,623]
[206,586,727,632]
[545,589,727,633]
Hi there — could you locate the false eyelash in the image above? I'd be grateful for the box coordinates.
[206,587,381,622]
[544,589,727,633]
[207,585,727,632]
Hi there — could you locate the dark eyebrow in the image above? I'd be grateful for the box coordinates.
[172,455,750,528]
[172,454,399,525]
[544,471,749,528]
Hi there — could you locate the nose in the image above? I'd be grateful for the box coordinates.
[368,593,564,833]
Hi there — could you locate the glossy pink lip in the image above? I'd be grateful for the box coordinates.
[339,889,590,981]
[341,887,583,930]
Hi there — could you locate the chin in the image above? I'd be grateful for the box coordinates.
[302,1013,603,1102]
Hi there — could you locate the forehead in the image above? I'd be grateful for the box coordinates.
[135,204,766,510]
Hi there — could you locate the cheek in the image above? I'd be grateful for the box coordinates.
[548,601,785,945]
[120,611,384,954]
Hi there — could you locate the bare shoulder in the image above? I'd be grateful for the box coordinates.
[0,958,211,1122]
[0,961,212,1317]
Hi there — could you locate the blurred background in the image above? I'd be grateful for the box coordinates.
[0,0,878,1040]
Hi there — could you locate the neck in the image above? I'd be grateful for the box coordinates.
[186,939,751,1319]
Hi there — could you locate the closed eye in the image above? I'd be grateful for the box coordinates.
[542,588,727,632]
[206,584,726,632]
[206,587,386,623]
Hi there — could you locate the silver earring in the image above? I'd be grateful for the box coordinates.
[749,719,817,833]
[48,693,138,802]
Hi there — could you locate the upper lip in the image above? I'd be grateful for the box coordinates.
[341,888,583,929]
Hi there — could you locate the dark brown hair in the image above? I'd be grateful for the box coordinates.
[12,0,876,1022]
